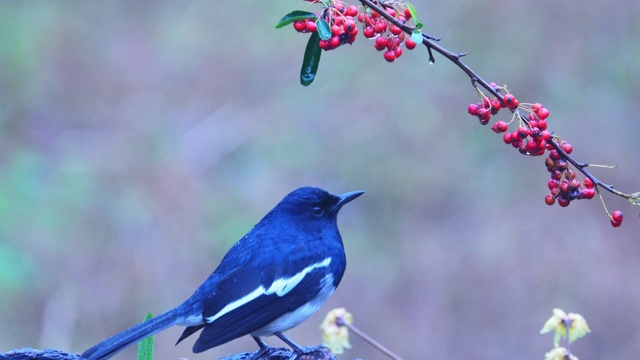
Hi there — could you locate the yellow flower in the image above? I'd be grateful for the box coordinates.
[320,308,353,354]
[544,347,578,360]
[540,308,590,347]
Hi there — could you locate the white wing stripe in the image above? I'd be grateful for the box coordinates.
[206,286,266,323]
[205,257,332,323]
[266,257,332,297]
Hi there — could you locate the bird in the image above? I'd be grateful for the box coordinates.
[81,186,364,360]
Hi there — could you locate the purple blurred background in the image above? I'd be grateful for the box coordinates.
[1,1,639,359]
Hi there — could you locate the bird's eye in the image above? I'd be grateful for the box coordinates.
[312,207,324,217]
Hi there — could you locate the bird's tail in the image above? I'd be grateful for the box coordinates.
[81,307,184,360]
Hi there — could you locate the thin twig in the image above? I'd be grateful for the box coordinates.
[336,316,403,360]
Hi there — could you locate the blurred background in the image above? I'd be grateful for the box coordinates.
[1,0,639,359]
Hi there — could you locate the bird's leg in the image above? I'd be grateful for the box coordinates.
[247,336,273,360]
[274,332,324,358]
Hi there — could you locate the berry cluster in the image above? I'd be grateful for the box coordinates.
[468,92,564,161]
[292,1,360,51]
[467,88,629,227]
[501,103,551,156]
[291,0,419,61]
[357,6,417,62]
[468,94,551,155]
[468,90,555,156]
[544,147,596,207]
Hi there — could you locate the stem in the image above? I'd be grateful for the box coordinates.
[336,316,403,360]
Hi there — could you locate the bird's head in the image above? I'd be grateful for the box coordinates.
[274,186,364,223]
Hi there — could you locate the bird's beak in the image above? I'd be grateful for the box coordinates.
[335,190,365,210]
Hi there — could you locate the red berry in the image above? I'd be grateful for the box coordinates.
[394,46,403,58]
[517,126,530,139]
[583,188,595,199]
[525,140,538,153]
[318,39,331,50]
[385,7,396,17]
[503,132,513,144]
[561,141,573,154]
[537,107,550,119]
[385,37,397,50]
[363,26,375,38]
[558,197,571,207]
[545,194,556,205]
[363,15,374,26]
[345,5,359,17]
[344,20,357,33]
[383,49,396,62]
[569,179,580,189]
[537,119,547,130]
[612,210,624,223]
[541,130,551,142]
[489,99,502,115]
[559,181,569,194]
[293,20,307,32]
[611,218,622,227]
[502,94,519,110]
[545,157,555,170]
[405,38,417,49]
[477,108,491,122]
[305,21,318,32]
[390,24,402,35]
[468,103,479,116]
[548,179,559,190]
[531,103,543,113]
[374,36,387,50]
[530,127,542,139]
[329,35,340,48]
[404,8,412,19]
[374,21,387,33]
[583,177,594,189]
[492,120,509,133]
[357,13,366,22]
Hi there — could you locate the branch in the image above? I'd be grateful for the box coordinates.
[353,0,639,220]
[1,347,337,360]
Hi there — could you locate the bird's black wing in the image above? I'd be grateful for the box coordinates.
[191,256,335,353]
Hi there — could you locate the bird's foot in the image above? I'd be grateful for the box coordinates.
[273,332,334,360]
[219,345,288,360]
[290,345,333,360]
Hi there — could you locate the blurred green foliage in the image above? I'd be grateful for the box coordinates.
[0,1,639,360]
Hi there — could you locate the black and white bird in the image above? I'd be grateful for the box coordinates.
[81,186,364,359]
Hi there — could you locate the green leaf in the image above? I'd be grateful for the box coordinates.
[415,22,423,30]
[137,313,155,360]
[411,30,423,44]
[406,3,419,24]
[275,10,317,28]
[317,19,331,40]
[300,32,322,86]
